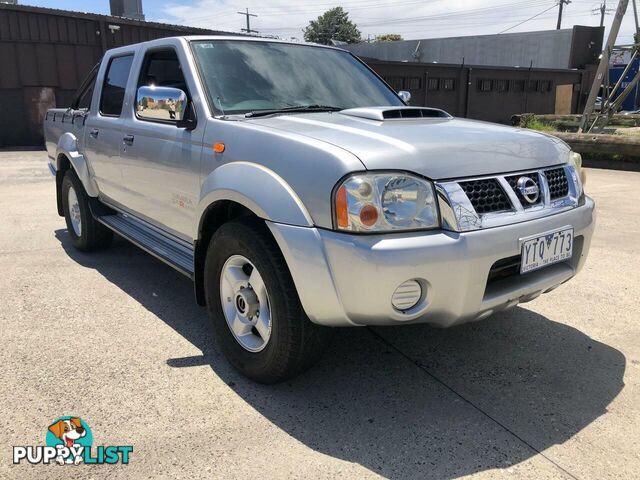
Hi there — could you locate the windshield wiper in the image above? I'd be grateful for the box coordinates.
[245,105,342,118]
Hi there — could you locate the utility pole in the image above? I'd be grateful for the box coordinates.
[594,1,614,26]
[556,0,571,30]
[579,0,632,132]
[237,8,258,34]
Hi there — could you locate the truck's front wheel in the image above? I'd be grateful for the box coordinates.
[61,170,113,251]
[204,217,331,383]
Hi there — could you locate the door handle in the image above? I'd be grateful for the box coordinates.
[89,129,99,138]
[123,134,134,145]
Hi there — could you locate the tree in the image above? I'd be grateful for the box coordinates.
[376,34,403,42]
[303,7,361,45]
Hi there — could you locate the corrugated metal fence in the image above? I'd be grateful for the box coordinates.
[0,4,228,146]
[366,60,589,124]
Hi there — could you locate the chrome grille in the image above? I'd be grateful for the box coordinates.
[506,172,542,207]
[544,167,569,200]
[458,179,511,214]
[435,164,581,233]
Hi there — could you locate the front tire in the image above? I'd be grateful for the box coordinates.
[204,217,332,384]
[61,170,113,251]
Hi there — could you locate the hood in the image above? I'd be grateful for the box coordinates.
[246,111,570,180]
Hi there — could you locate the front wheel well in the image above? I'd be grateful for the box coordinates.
[194,200,258,305]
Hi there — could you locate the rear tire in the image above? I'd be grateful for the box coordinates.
[204,217,332,384]
[61,170,113,252]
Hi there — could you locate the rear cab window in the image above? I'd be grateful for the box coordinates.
[76,77,96,110]
[100,55,134,116]
[72,64,98,111]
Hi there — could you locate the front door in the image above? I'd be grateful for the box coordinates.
[118,48,204,241]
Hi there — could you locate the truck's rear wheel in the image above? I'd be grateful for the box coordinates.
[61,170,113,251]
[204,217,331,384]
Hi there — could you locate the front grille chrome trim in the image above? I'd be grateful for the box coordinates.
[436,164,581,232]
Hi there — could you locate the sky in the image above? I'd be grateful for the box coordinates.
[22,0,639,44]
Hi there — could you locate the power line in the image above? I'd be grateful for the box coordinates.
[357,1,550,27]
[257,9,596,33]
[498,3,560,33]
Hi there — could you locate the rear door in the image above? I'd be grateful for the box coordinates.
[84,53,135,202]
[118,46,205,240]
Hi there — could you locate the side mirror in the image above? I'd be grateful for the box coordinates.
[398,90,411,104]
[136,86,188,124]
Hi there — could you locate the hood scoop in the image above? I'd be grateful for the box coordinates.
[340,106,452,121]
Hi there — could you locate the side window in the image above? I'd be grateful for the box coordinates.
[138,49,187,91]
[100,55,134,116]
[135,49,189,123]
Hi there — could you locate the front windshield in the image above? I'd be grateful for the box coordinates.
[191,40,403,115]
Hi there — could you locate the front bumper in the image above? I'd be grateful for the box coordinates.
[267,196,595,328]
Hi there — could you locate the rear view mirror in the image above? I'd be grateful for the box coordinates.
[136,86,188,122]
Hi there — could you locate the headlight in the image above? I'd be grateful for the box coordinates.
[334,172,440,232]
[568,151,585,199]
[569,151,586,186]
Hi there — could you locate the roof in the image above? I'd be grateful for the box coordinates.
[180,35,345,51]
[0,2,234,35]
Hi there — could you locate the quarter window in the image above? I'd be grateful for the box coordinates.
[100,55,134,116]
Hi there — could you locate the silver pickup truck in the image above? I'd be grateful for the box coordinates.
[45,36,595,383]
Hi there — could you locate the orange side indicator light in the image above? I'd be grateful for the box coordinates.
[213,142,225,153]
[336,186,349,228]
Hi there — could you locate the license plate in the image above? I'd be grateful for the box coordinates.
[520,227,574,274]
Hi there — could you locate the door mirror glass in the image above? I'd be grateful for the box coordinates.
[136,86,187,122]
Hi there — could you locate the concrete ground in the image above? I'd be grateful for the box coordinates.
[0,150,638,479]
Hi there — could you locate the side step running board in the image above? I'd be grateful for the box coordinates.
[97,213,194,278]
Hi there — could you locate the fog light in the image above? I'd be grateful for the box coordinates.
[391,280,422,311]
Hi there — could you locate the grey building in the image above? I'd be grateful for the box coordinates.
[346,26,603,70]
[110,0,145,21]
[0,3,237,146]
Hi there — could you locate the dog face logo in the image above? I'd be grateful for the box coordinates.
[48,418,86,448]
[46,417,90,465]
